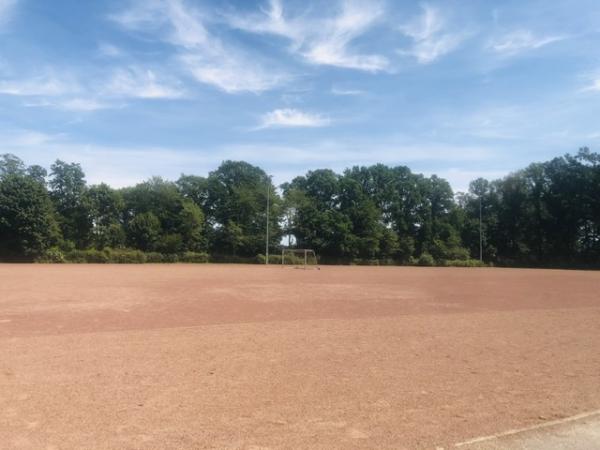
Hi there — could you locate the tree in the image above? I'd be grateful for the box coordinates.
[122,177,205,253]
[176,175,209,210]
[49,160,92,248]
[338,176,385,259]
[0,153,26,177]
[0,173,59,259]
[27,165,48,185]
[177,200,205,252]
[86,184,125,249]
[127,212,161,251]
[206,161,280,256]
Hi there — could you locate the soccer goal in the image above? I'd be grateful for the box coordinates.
[281,248,318,269]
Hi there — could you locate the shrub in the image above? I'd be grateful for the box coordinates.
[441,258,487,267]
[210,254,259,264]
[180,252,209,263]
[417,253,435,266]
[65,250,85,263]
[161,253,179,263]
[36,247,66,263]
[145,252,164,263]
[66,249,109,263]
[256,254,284,264]
[104,248,147,263]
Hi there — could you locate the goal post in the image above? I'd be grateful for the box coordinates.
[281,248,318,269]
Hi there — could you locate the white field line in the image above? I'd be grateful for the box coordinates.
[454,409,600,447]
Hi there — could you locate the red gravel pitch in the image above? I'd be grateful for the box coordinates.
[1,264,599,449]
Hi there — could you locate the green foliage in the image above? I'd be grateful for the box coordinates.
[256,253,309,265]
[459,149,600,266]
[207,161,280,256]
[179,252,210,263]
[86,183,125,249]
[156,233,184,254]
[102,248,147,264]
[3,151,600,267]
[127,212,161,251]
[176,174,209,209]
[66,249,109,263]
[122,177,205,252]
[49,160,92,248]
[0,173,60,260]
[54,248,209,264]
[440,259,487,267]
[0,153,27,176]
[36,247,66,263]
[417,253,435,266]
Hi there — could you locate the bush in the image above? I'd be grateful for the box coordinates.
[180,252,209,263]
[210,254,260,264]
[441,258,487,267]
[104,248,147,264]
[351,258,378,266]
[145,252,165,263]
[256,254,283,264]
[65,249,109,263]
[417,253,435,266]
[161,253,179,263]
[36,247,66,263]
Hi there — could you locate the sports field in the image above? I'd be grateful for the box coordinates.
[1,265,599,449]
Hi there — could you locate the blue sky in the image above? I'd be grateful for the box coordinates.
[1,0,600,191]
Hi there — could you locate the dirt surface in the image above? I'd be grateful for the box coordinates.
[1,264,599,449]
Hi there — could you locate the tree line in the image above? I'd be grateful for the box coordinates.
[0,149,598,266]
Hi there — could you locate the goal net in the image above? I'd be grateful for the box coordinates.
[281,248,318,269]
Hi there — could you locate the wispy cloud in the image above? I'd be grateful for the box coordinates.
[398,4,467,64]
[331,86,365,96]
[258,108,331,129]
[0,65,182,109]
[489,30,567,55]
[25,98,120,112]
[0,74,77,96]
[0,0,17,26]
[103,67,184,99]
[583,79,600,92]
[227,0,389,72]
[581,73,600,93]
[111,0,287,93]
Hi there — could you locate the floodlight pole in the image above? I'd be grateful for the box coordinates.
[265,177,271,265]
[479,194,483,262]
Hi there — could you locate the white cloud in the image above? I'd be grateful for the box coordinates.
[0,75,76,96]
[227,0,389,72]
[489,30,567,55]
[331,86,365,96]
[0,66,181,107]
[179,50,286,94]
[258,108,330,129]
[582,78,600,92]
[579,69,600,93]
[398,4,467,64]
[103,67,184,99]
[111,0,287,93]
[25,98,120,112]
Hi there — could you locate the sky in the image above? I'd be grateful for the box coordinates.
[1,0,600,192]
